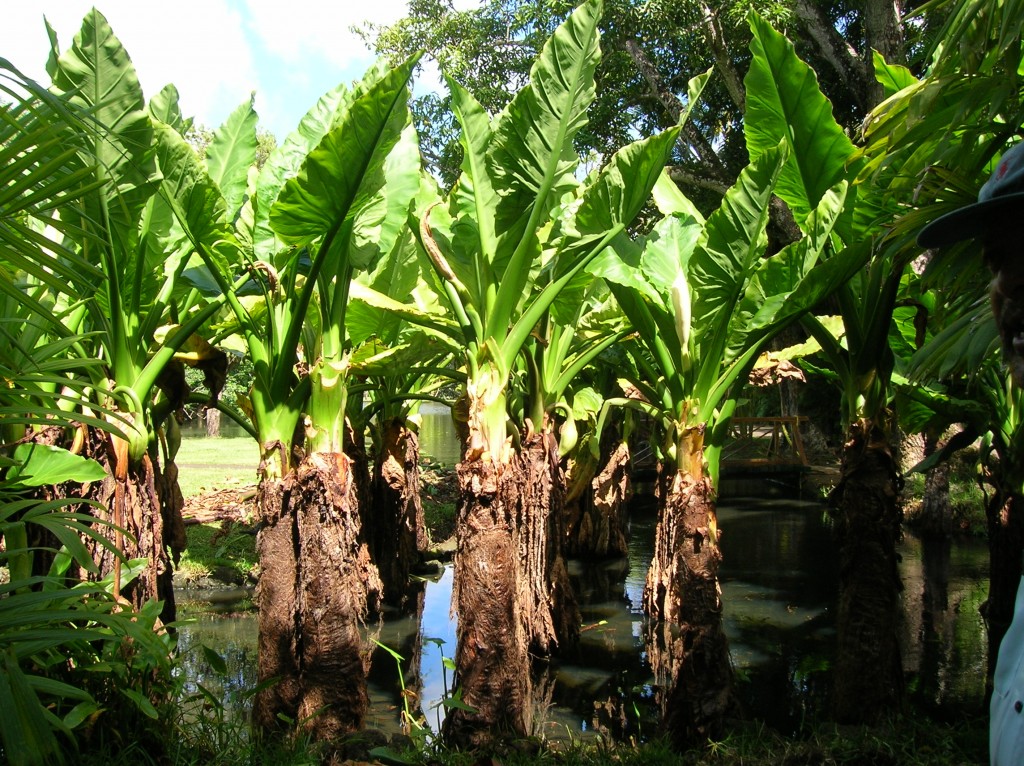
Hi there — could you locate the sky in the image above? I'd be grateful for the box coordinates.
[1,0,477,140]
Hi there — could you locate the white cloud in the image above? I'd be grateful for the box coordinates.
[2,0,484,138]
[2,1,258,129]
[242,0,408,67]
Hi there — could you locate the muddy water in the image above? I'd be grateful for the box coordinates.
[174,404,989,740]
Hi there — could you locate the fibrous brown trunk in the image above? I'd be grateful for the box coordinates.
[564,429,631,559]
[830,418,904,723]
[519,431,579,653]
[918,430,953,538]
[443,457,532,748]
[28,424,184,624]
[369,418,427,607]
[643,428,733,749]
[253,447,382,742]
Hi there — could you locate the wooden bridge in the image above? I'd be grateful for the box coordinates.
[630,416,810,492]
[719,416,809,476]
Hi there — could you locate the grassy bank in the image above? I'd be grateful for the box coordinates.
[175,435,260,498]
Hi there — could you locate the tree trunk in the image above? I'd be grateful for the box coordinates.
[443,456,532,748]
[28,424,185,625]
[253,472,301,730]
[369,418,427,607]
[919,430,953,538]
[985,489,1024,688]
[253,447,382,742]
[205,408,221,438]
[830,418,904,723]
[643,427,733,748]
[519,430,579,654]
[564,427,631,559]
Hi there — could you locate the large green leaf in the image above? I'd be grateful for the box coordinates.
[486,0,602,312]
[147,84,191,135]
[872,51,918,99]
[270,56,418,273]
[51,8,156,232]
[253,82,351,263]
[730,183,868,365]
[6,444,106,488]
[447,76,498,304]
[153,122,239,281]
[206,97,259,221]
[690,142,787,385]
[548,125,682,325]
[347,122,421,271]
[745,12,856,222]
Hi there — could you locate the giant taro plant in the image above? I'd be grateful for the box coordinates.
[411,0,681,746]
[584,13,873,746]
[159,56,422,739]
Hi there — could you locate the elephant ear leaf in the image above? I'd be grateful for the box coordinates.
[550,125,682,324]
[270,55,419,274]
[691,143,787,351]
[51,8,157,237]
[153,122,239,280]
[206,97,259,221]
[253,82,351,263]
[744,11,856,223]
[7,444,106,488]
[486,0,602,279]
[148,84,191,135]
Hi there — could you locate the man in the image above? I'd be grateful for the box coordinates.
[918,140,1024,766]
[919,142,1024,384]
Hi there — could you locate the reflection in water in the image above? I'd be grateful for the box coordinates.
[173,492,989,741]
[415,403,461,466]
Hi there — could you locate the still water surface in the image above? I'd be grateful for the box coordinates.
[174,404,989,741]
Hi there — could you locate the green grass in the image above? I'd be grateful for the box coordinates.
[175,436,260,498]
[72,711,987,766]
[176,522,258,587]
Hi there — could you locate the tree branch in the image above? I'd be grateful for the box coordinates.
[665,166,730,196]
[791,0,869,112]
[697,0,745,111]
[623,38,732,185]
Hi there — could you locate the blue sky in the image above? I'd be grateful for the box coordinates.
[2,1,476,140]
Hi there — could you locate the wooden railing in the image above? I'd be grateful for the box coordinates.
[719,416,808,472]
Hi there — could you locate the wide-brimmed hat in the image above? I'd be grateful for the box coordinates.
[917,141,1024,248]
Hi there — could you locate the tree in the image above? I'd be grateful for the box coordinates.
[5,11,245,623]
[404,0,682,744]
[363,0,916,227]
[0,52,188,766]
[153,55,423,741]
[590,120,865,749]
[858,0,1024,688]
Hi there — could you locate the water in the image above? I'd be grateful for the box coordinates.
[174,406,989,739]
[173,493,989,741]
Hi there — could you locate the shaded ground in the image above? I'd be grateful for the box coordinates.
[181,461,459,541]
[183,484,258,525]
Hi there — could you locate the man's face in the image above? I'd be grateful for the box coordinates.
[984,227,1024,385]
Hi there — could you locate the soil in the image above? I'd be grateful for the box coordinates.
[181,463,459,549]
[183,484,259,525]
